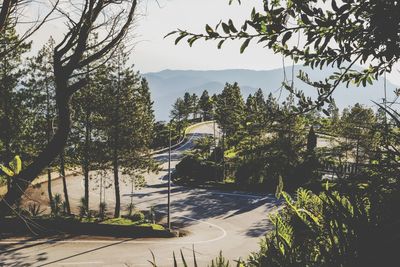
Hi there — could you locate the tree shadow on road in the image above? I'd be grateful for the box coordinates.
[0,235,63,266]
[0,249,47,267]
[152,188,280,238]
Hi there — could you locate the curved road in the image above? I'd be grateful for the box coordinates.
[0,122,279,267]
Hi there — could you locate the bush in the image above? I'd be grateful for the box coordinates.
[26,202,44,217]
[127,203,135,217]
[246,183,399,267]
[102,217,135,225]
[129,211,145,222]
[52,193,63,216]
[78,197,88,218]
[99,202,107,219]
[173,155,223,184]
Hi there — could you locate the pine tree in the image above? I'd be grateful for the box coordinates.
[23,38,58,212]
[215,82,245,145]
[70,67,99,214]
[170,97,187,139]
[183,92,192,120]
[190,93,199,119]
[199,90,213,121]
[0,26,30,191]
[98,47,156,217]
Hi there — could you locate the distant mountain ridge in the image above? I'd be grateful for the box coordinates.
[143,67,397,121]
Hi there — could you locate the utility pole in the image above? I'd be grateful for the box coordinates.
[214,119,217,181]
[167,124,172,230]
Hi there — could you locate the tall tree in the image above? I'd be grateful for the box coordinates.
[190,93,199,119]
[215,82,245,145]
[23,38,57,212]
[183,92,192,120]
[199,90,213,121]
[170,97,187,139]
[0,26,30,191]
[99,48,155,217]
[0,0,138,215]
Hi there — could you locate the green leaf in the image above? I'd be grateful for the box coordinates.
[301,14,310,24]
[221,23,230,34]
[175,33,187,45]
[10,156,22,175]
[282,31,292,45]
[332,0,339,12]
[188,36,198,47]
[0,164,14,177]
[217,40,225,49]
[205,24,214,35]
[164,31,178,39]
[240,38,250,53]
[322,109,330,116]
[367,75,373,85]
[228,19,238,33]
[261,21,267,33]
[180,250,188,267]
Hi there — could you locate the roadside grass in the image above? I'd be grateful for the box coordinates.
[101,218,165,231]
[0,215,170,238]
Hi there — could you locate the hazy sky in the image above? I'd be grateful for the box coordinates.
[28,0,400,86]
[132,0,283,72]
[135,0,400,87]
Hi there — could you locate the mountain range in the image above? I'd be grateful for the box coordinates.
[143,67,397,121]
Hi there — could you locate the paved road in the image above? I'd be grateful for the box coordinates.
[0,122,279,267]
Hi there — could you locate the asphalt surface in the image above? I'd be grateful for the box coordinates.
[0,122,280,267]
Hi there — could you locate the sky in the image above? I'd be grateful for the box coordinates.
[131,0,283,73]
[27,0,285,72]
[25,0,400,86]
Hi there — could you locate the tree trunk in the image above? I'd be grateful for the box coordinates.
[45,81,54,213]
[0,90,72,216]
[83,109,91,212]
[113,156,120,218]
[59,150,70,214]
[47,168,54,213]
[113,60,121,218]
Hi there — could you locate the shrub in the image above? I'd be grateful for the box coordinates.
[26,202,44,217]
[246,183,399,267]
[148,206,156,224]
[78,197,88,218]
[52,193,63,216]
[130,211,145,222]
[102,217,134,225]
[126,203,135,217]
[99,202,107,219]
[174,155,222,184]
[149,249,242,267]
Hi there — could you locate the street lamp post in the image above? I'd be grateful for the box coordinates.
[167,124,172,230]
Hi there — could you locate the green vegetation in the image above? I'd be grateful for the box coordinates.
[0,35,156,218]
[1,0,400,265]
[167,0,400,265]
[102,217,141,226]
[0,0,138,217]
